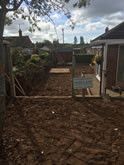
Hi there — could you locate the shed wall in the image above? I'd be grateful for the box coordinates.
[56,52,72,64]
[117,45,124,88]
[106,45,119,88]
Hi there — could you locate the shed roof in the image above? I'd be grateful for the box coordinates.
[40,46,51,52]
[92,22,124,42]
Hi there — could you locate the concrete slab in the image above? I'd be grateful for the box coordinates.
[49,68,70,73]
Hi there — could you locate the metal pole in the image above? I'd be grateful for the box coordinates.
[62,28,64,44]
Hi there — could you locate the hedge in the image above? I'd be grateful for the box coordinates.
[75,54,95,64]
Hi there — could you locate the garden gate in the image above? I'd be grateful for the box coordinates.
[72,54,93,97]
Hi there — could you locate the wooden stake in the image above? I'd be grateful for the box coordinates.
[14,76,26,96]
[81,71,86,97]
[5,73,25,96]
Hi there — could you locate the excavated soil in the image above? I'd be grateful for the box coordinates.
[1,98,124,165]
[1,64,124,165]
[31,64,93,96]
[30,66,72,96]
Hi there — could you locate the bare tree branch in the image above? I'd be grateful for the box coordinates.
[7,0,24,11]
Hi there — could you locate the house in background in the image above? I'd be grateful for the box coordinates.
[91,22,124,94]
[4,29,33,54]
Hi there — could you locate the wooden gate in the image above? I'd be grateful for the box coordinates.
[106,45,119,88]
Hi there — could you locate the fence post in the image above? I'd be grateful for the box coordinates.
[0,41,6,143]
[7,45,16,97]
[72,54,76,98]
[81,71,86,97]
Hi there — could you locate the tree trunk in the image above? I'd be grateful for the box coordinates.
[0,8,7,143]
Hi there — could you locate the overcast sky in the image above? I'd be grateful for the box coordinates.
[4,0,124,43]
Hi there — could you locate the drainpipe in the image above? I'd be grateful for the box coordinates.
[101,43,108,94]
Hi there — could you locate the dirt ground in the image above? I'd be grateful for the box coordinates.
[31,66,72,96]
[32,73,72,96]
[1,98,124,165]
[30,64,123,97]
[31,64,93,96]
[1,64,124,165]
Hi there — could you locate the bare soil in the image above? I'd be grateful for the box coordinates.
[31,64,93,96]
[1,64,124,165]
[2,98,124,165]
[30,66,72,96]
[32,73,72,96]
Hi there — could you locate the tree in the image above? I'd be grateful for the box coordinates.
[53,39,59,48]
[80,36,85,44]
[43,40,52,47]
[74,36,78,45]
[0,0,90,143]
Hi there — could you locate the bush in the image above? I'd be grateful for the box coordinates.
[95,55,102,65]
[23,53,31,62]
[39,52,49,59]
[12,49,25,69]
[31,54,39,58]
[25,59,37,67]
[31,54,41,65]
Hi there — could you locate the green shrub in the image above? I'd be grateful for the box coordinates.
[23,53,31,62]
[25,59,37,67]
[12,49,25,69]
[39,52,49,59]
[31,54,39,58]
[95,55,103,65]
[31,54,41,64]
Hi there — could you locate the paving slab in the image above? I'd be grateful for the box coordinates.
[49,68,70,73]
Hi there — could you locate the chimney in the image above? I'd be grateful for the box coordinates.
[19,29,22,37]
[105,27,109,33]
